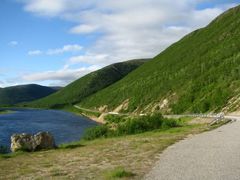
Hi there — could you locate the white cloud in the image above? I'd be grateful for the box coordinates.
[8,41,18,46]
[69,24,98,34]
[17,0,238,85]
[46,44,83,55]
[0,80,5,87]
[22,65,100,84]
[20,0,235,65]
[69,54,109,65]
[28,50,42,56]
[23,0,66,17]
[188,8,224,28]
[21,0,94,17]
[27,44,83,56]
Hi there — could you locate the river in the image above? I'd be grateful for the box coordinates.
[0,108,98,149]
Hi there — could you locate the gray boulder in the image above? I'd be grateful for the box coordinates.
[11,133,36,152]
[34,132,56,150]
[11,132,56,152]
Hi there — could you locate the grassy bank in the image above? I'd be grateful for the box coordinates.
[0,117,222,179]
[0,110,13,115]
[63,106,101,119]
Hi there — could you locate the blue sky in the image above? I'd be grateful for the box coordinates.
[0,0,239,87]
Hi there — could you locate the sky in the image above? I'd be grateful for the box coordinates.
[0,0,239,87]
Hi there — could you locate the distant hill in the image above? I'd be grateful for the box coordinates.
[77,5,240,114]
[27,59,148,108]
[0,84,59,106]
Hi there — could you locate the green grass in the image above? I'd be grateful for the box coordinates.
[78,5,240,114]
[0,110,13,115]
[58,141,84,149]
[104,167,135,179]
[0,151,26,159]
[69,106,101,117]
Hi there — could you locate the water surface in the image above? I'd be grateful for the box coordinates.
[0,108,98,149]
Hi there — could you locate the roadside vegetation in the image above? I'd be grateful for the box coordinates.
[83,113,181,140]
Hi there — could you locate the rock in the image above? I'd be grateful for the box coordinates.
[11,132,56,152]
[98,105,108,113]
[11,133,36,152]
[34,132,56,150]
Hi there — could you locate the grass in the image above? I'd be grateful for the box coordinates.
[0,117,220,179]
[63,105,101,118]
[58,141,84,149]
[0,151,26,159]
[0,110,14,115]
[104,167,135,179]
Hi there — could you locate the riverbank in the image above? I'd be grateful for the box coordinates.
[0,110,14,115]
[0,108,97,150]
[0,117,225,179]
[63,106,105,124]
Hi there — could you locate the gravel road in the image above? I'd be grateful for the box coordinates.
[145,118,240,180]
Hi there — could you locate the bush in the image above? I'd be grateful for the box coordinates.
[83,113,181,140]
[116,113,180,135]
[162,118,181,128]
[104,114,127,123]
[83,125,110,140]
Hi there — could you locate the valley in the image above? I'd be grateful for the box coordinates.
[1,3,240,180]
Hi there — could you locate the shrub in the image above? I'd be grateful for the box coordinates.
[83,125,110,140]
[162,118,181,129]
[104,114,127,123]
[83,113,181,140]
[116,113,179,135]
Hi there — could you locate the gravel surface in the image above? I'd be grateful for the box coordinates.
[145,118,240,180]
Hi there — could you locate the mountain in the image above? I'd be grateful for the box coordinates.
[27,59,148,108]
[0,84,59,106]
[77,5,240,114]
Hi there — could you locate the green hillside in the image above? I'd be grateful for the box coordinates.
[28,59,148,108]
[79,5,240,114]
[0,84,59,106]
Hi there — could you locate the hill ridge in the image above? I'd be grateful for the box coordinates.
[27,59,149,108]
[0,84,59,105]
[78,5,240,114]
